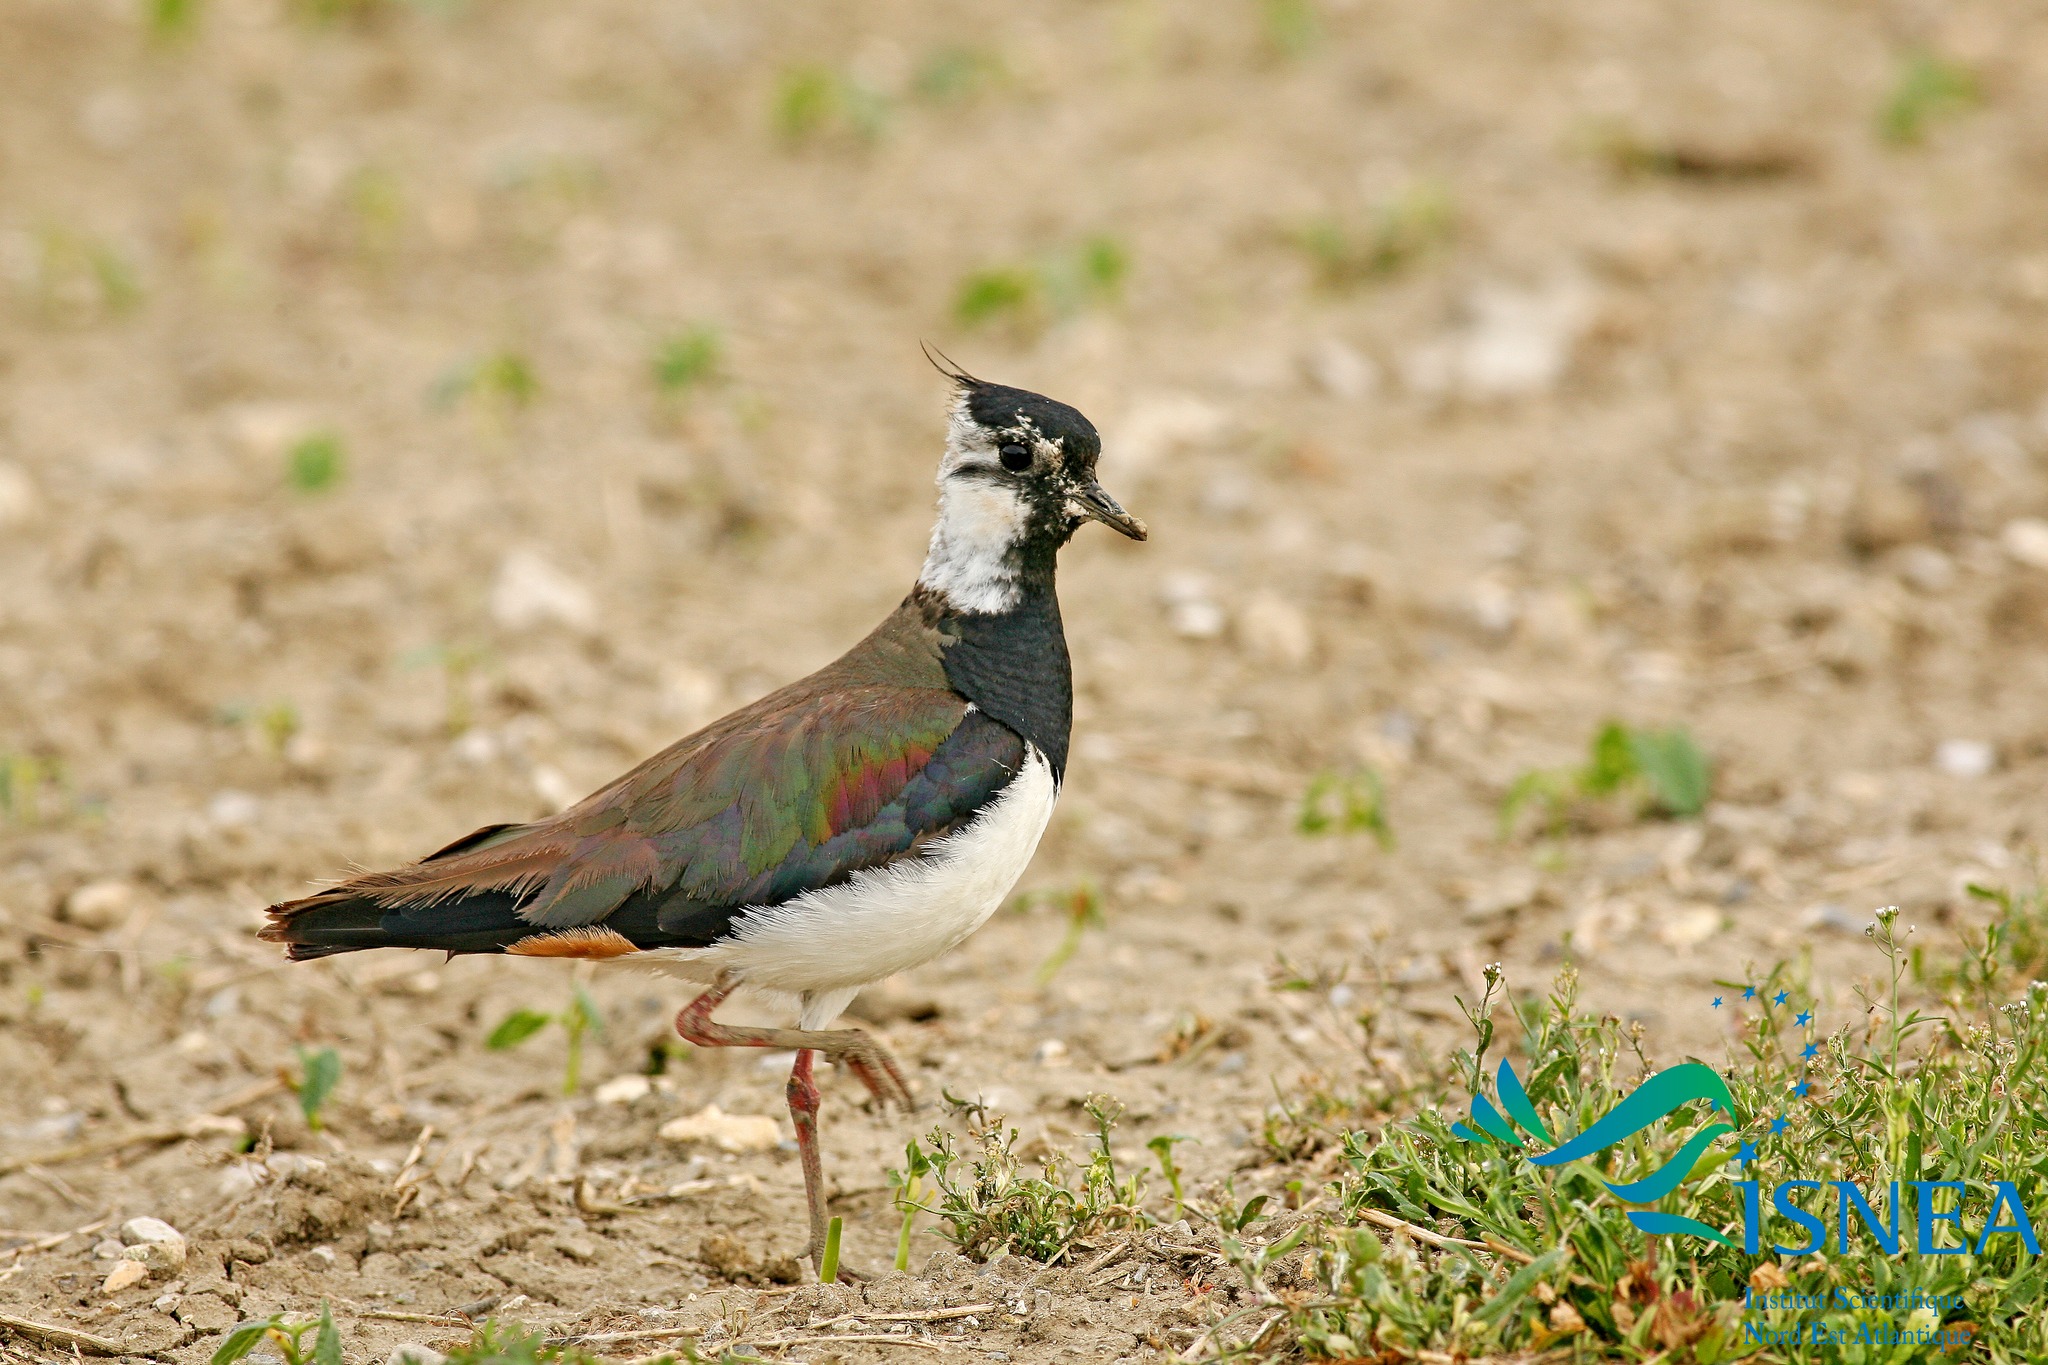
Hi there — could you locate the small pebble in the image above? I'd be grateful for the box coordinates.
[657,1104,782,1153]
[594,1074,653,1104]
[491,548,596,632]
[2001,518,2048,571]
[101,1260,149,1294]
[1935,739,1995,779]
[63,880,135,931]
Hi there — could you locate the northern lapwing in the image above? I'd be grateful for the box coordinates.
[261,358,1146,1274]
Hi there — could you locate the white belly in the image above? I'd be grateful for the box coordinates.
[644,746,1058,1002]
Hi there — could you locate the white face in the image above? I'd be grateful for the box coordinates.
[916,397,1054,614]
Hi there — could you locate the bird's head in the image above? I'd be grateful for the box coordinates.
[919,354,1146,614]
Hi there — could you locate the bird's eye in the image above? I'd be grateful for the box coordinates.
[998,442,1032,472]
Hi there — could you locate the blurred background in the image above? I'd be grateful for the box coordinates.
[3,0,2048,1343]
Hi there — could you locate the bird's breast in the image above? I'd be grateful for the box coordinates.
[683,746,1060,995]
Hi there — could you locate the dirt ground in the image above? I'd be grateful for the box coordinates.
[5,0,2048,1360]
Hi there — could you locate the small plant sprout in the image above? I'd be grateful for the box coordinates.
[912,46,1005,103]
[1261,0,1323,58]
[888,1138,935,1271]
[953,236,1131,331]
[953,265,1038,327]
[1297,767,1392,847]
[773,66,889,144]
[432,350,539,419]
[399,641,491,738]
[1501,719,1710,837]
[1296,180,1454,288]
[652,325,723,398]
[0,753,63,825]
[291,1046,342,1130]
[819,1215,844,1283]
[147,0,202,40]
[1146,1133,1193,1220]
[1881,50,1980,146]
[286,431,345,493]
[1026,883,1104,985]
[488,986,605,1096]
[211,1303,344,1365]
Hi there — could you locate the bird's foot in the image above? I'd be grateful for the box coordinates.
[826,1031,915,1111]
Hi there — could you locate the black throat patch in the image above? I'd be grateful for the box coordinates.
[914,576,1073,779]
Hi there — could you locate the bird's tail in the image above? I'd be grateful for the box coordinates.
[259,819,617,960]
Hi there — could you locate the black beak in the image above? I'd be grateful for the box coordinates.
[1071,480,1148,541]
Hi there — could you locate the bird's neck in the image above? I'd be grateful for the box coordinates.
[911,564,1073,781]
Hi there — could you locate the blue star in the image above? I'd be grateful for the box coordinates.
[1712,996,1723,1009]
[1743,986,1756,1000]
[1792,1079,1811,1097]
[1773,990,1790,1006]
[1802,1042,1819,1059]
[1796,1010,1813,1027]
[1771,1114,1790,1135]
[1733,1141,1759,1166]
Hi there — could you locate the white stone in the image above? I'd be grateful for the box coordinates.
[387,1349,447,1365]
[1894,545,1954,593]
[491,549,596,632]
[1303,339,1378,399]
[0,461,38,528]
[122,1241,186,1272]
[65,879,136,931]
[1159,572,1226,640]
[658,1104,782,1153]
[206,790,261,829]
[1656,906,1723,951]
[1235,593,1314,666]
[1402,280,1594,401]
[2001,518,2048,570]
[101,1260,150,1294]
[531,765,580,813]
[120,1217,185,1247]
[1935,739,1995,779]
[594,1074,653,1105]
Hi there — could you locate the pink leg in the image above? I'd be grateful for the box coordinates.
[786,1049,828,1271]
[672,974,913,1108]
[673,974,913,1277]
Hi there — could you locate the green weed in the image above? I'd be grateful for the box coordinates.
[1880,51,1979,146]
[773,66,888,144]
[652,325,723,397]
[954,266,1039,326]
[893,1093,1148,1262]
[29,230,144,320]
[146,0,202,39]
[432,350,539,414]
[286,431,345,493]
[211,1304,342,1365]
[292,1046,342,1129]
[1501,720,1710,837]
[954,235,1129,329]
[1297,767,1392,848]
[1261,0,1323,58]
[1021,883,1104,984]
[1215,894,2048,1361]
[0,753,64,825]
[913,46,1006,103]
[1295,181,1453,288]
[488,987,604,1096]
[398,641,491,737]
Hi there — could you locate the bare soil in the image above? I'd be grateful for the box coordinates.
[5,1,2048,1360]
